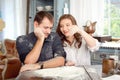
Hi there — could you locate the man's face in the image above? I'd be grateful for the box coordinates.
[38,17,53,38]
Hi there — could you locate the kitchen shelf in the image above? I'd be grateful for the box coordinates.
[27,0,70,33]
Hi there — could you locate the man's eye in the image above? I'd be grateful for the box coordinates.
[44,27,47,29]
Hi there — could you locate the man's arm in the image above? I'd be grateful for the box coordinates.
[24,39,44,64]
[20,33,66,72]
[41,33,66,68]
[24,27,45,64]
[20,56,65,72]
[41,56,65,68]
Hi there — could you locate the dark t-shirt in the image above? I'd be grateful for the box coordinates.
[16,32,66,63]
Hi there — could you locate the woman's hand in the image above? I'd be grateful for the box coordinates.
[69,25,82,35]
[65,61,75,66]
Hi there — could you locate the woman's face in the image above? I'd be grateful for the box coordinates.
[60,19,73,38]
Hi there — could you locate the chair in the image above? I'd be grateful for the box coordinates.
[4,39,19,57]
[0,39,22,80]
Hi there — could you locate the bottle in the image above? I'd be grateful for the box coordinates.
[63,3,68,14]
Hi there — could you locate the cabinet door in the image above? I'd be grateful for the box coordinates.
[28,0,70,33]
[28,0,36,33]
[28,0,54,33]
[53,0,70,32]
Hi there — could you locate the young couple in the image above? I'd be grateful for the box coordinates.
[16,11,99,72]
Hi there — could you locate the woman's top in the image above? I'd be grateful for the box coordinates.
[64,39,99,66]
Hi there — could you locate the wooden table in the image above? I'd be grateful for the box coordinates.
[16,65,102,80]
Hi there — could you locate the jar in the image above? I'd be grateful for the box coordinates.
[102,58,115,74]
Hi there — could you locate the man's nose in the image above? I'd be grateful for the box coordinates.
[47,29,51,34]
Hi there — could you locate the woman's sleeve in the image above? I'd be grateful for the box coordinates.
[87,39,100,52]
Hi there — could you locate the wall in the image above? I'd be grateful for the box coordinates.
[0,0,27,40]
[69,0,104,36]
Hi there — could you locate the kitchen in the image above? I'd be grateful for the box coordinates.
[0,0,120,80]
[0,0,120,39]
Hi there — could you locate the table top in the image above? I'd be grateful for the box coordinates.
[16,65,102,80]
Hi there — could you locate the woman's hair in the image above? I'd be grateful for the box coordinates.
[34,11,54,24]
[56,14,82,48]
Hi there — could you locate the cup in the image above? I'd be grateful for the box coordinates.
[102,58,115,74]
[45,5,52,10]
[110,55,119,65]
[36,6,44,11]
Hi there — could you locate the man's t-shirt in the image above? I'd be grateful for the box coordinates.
[16,32,66,63]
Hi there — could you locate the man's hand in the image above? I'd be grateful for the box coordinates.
[20,64,40,72]
[34,27,45,40]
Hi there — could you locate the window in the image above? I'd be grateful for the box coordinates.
[104,0,120,38]
[0,0,26,40]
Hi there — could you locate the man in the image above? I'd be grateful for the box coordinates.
[16,11,66,72]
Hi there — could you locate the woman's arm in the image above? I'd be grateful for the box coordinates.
[70,25,100,51]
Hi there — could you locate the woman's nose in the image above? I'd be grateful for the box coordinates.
[62,26,67,31]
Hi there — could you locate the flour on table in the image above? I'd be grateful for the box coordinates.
[34,66,86,79]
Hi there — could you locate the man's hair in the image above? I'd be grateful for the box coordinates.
[34,11,54,24]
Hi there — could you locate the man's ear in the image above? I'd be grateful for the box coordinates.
[34,21,38,27]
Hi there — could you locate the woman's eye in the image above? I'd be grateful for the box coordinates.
[66,24,70,27]
[60,26,63,28]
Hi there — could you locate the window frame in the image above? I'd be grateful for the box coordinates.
[104,0,120,40]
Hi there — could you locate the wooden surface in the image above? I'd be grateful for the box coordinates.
[16,65,102,80]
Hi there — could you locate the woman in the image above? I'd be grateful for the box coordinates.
[56,14,99,66]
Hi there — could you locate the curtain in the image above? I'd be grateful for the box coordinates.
[70,0,104,35]
[0,0,27,40]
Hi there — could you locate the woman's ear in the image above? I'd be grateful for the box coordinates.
[34,21,38,27]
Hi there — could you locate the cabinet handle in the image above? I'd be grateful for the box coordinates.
[29,17,32,19]
[100,54,106,58]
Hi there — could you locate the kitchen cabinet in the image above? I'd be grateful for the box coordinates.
[27,0,70,34]
[91,44,120,65]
